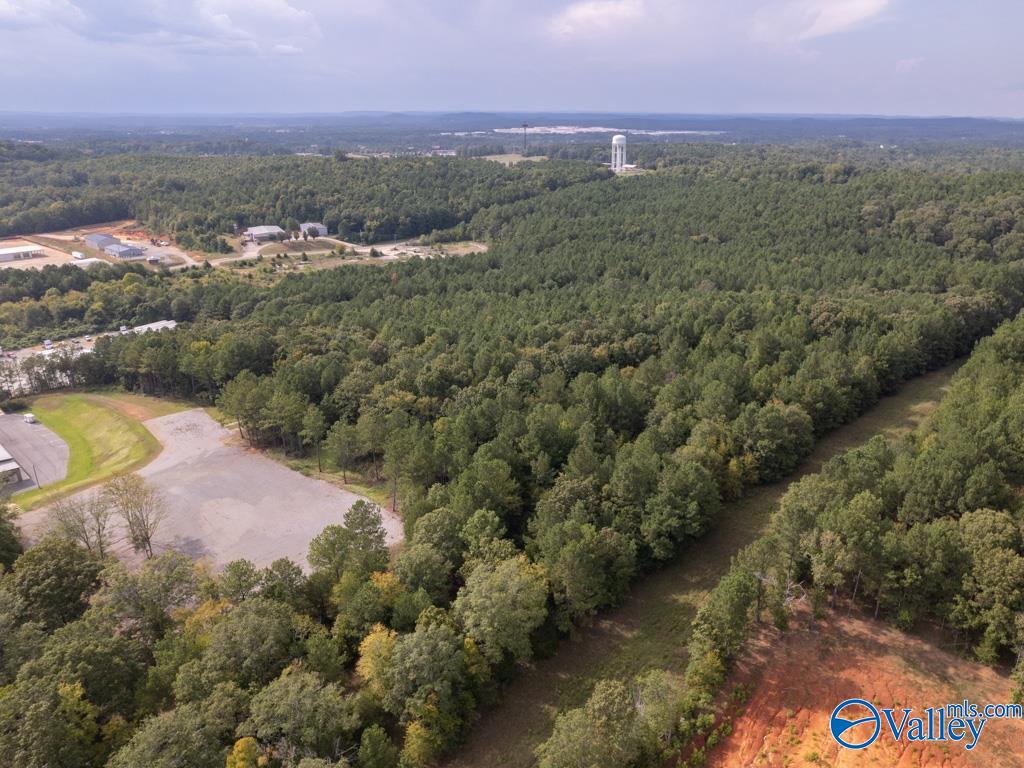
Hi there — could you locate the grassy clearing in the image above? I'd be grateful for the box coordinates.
[482,154,549,167]
[267,449,396,511]
[13,392,171,510]
[444,363,959,768]
[259,238,338,256]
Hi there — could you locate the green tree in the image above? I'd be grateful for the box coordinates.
[302,405,328,472]
[453,555,548,665]
[325,420,358,482]
[240,668,360,759]
[358,724,399,768]
[11,537,101,631]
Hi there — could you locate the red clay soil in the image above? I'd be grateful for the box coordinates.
[706,610,1024,768]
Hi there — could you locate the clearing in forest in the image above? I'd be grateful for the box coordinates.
[444,364,959,768]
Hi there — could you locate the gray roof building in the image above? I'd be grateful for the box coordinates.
[105,243,144,259]
[84,233,119,249]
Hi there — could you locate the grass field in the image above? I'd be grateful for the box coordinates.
[259,238,338,256]
[444,362,960,768]
[482,154,549,167]
[13,392,184,509]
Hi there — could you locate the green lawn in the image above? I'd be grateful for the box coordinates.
[13,393,171,510]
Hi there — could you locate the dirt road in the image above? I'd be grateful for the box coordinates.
[444,363,959,768]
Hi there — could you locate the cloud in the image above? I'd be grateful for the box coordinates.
[895,56,924,73]
[0,0,85,29]
[750,0,890,46]
[2,0,319,55]
[799,0,889,40]
[546,0,645,40]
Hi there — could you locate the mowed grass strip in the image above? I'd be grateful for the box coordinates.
[13,393,166,510]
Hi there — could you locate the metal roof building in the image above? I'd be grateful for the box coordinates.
[0,444,22,485]
[84,233,119,250]
[105,243,144,260]
[132,320,178,334]
[245,225,286,242]
[300,222,329,237]
[0,245,43,262]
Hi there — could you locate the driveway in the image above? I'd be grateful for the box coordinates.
[0,413,68,493]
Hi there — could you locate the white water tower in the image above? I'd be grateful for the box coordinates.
[611,134,627,172]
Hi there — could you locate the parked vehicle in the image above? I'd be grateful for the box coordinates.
[23,413,36,424]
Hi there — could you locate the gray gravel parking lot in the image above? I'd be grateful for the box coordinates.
[136,409,401,569]
[0,413,68,492]
[20,408,400,570]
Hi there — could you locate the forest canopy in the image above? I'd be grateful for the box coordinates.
[4,146,1024,768]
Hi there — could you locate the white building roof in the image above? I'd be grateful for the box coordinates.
[0,245,42,257]
[133,320,178,334]
[246,225,285,236]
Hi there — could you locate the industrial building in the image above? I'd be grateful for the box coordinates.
[84,233,119,250]
[0,444,23,486]
[245,225,286,242]
[300,222,329,237]
[132,320,178,334]
[105,243,144,260]
[0,244,43,263]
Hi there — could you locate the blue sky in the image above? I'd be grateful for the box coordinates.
[0,0,1021,116]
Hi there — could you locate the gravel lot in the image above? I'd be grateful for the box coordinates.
[20,408,400,571]
[136,409,400,570]
[0,413,68,492]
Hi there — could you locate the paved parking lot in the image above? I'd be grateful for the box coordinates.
[0,413,68,492]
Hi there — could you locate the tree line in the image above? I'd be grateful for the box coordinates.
[540,310,1024,767]
[0,151,609,246]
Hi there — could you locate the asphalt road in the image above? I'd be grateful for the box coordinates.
[0,413,68,492]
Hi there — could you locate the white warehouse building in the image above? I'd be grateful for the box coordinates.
[245,225,286,242]
[300,222,328,237]
[0,245,42,263]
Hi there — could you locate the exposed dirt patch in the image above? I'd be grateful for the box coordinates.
[707,610,1024,767]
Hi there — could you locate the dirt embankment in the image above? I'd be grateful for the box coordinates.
[706,610,1024,767]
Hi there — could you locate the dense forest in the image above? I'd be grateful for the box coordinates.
[3,148,1024,767]
[541,311,1024,767]
[0,148,607,245]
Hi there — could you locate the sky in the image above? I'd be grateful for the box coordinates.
[0,0,1022,117]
